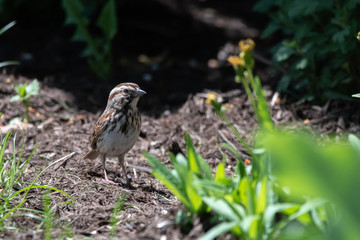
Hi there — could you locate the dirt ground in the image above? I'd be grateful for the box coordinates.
[1,74,359,239]
[0,0,360,239]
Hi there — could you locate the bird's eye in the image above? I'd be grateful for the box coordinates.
[123,89,129,94]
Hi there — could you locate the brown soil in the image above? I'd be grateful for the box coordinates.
[1,74,359,239]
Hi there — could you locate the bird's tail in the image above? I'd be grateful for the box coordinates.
[83,149,100,160]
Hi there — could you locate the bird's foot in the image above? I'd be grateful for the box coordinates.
[100,178,119,186]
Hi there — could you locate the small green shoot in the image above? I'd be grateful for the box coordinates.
[109,194,127,239]
[42,192,53,240]
[10,79,39,123]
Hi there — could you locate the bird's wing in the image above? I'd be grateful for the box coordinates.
[89,112,110,149]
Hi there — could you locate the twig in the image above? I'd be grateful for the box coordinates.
[128,164,152,173]
[53,152,76,170]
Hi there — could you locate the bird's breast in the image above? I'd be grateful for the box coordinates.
[96,110,141,156]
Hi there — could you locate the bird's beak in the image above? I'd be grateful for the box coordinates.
[133,89,146,97]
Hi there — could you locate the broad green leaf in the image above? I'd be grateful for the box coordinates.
[14,84,25,95]
[174,153,188,167]
[215,162,225,182]
[239,177,255,214]
[26,80,39,96]
[145,152,191,209]
[62,0,87,26]
[274,44,295,62]
[199,221,239,240]
[97,0,117,41]
[185,173,203,213]
[263,203,298,234]
[196,152,212,179]
[295,58,308,69]
[10,95,21,102]
[277,75,291,92]
[256,178,267,214]
[261,22,280,38]
[203,197,245,222]
[240,215,259,235]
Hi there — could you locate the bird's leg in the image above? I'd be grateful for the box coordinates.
[118,154,132,187]
[101,154,117,185]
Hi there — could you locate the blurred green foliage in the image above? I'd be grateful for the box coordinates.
[62,0,118,81]
[254,0,360,101]
[0,0,123,81]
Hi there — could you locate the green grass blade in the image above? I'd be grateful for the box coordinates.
[0,21,16,35]
[185,133,200,174]
[0,61,19,68]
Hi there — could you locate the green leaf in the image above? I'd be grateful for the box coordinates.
[215,162,226,182]
[203,197,245,222]
[277,75,291,92]
[145,152,191,209]
[274,44,295,62]
[26,80,39,96]
[263,203,298,234]
[199,221,239,240]
[14,83,25,95]
[261,22,280,38]
[185,133,200,174]
[186,173,203,212]
[256,178,267,214]
[10,95,21,102]
[97,0,118,41]
[238,177,255,213]
[352,93,360,98]
[295,58,308,70]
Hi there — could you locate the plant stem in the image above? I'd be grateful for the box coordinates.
[23,100,30,123]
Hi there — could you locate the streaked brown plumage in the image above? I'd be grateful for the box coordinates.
[84,83,146,186]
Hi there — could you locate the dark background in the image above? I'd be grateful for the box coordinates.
[0,0,275,114]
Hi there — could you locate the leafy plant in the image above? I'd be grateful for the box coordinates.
[254,0,360,101]
[145,133,212,216]
[62,0,118,81]
[10,79,39,123]
[0,21,19,68]
[146,39,360,239]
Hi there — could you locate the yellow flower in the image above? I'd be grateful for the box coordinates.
[205,92,217,105]
[239,39,255,52]
[227,56,244,67]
